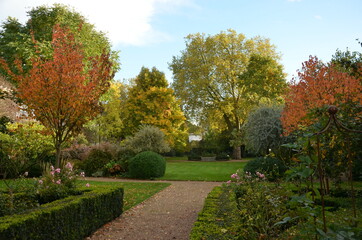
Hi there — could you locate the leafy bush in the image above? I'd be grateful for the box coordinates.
[0,121,54,178]
[187,152,201,161]
[36,162,86,204]
[216,152,230,161]
[80,148,112,176]
[104,161,124,176]
[228,170,293,239]
[116,146,137,172]
[244,156,287,181]
[123,125,170,154]
[128,151,166,179]
[0,187,124,240]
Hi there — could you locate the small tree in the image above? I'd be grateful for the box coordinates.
[0,25,113,167]
[244,105,283,156]
[123,125,170,154]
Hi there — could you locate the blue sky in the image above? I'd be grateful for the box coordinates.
[1,0,361,83]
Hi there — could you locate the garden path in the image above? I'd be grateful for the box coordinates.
[85,178,220,240]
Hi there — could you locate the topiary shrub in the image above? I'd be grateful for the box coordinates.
[128,151,166,179]
[244,156,287,181]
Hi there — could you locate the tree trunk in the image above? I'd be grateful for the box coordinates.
[233,145,241,160]
[55,141,62,168]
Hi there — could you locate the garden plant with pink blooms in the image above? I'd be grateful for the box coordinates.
[36,162,90,203]
[225,169,292,239]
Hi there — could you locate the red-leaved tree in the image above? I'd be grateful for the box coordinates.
[281,56,362,134]
[0,24,113,167]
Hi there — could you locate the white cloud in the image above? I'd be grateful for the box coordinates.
[287,0,302,2]
[0,0,190,46]
[314,15,322,20]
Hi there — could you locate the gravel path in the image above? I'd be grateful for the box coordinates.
[86,179,220,240]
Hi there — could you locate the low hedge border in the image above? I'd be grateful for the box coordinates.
[190,186,241,240]
[0,186,123,240]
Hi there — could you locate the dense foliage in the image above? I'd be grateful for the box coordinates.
[128,151,166,179]
[0,4,119,84]
[170,29,286,158]
[122,67,187,151]
[122,125,170,154]
[0,25,113,167]
[0,121,54,178]
[281,56,361,135]
[243,156,287,181]
[244,105,283,156]
[0,186,123,240]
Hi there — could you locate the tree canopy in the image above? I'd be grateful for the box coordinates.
[122,67,187,150]
[169,29,286,158]
[0,24,113,167]
[281,56,362,135]
[0,4,119,84]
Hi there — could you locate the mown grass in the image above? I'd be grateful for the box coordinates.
[82,181,170,211]
[158,161,248,182]
[0,179,170,212]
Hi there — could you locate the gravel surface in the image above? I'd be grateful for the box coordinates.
[86,180,220,240]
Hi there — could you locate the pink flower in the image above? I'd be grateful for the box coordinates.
[56,179,61,184]
[50,165,55,171]
[38,180,43,184]
[50,171,55,176]
[226,180,231,185]
[85,183,90,187]
[55,168,61,173]
[231,173,238,179]
[65,162,73,171]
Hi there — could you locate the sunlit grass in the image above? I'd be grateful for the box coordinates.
[158,161,248,182]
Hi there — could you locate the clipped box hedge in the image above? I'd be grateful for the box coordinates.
[190,186,241,240]
[0,186,123,240]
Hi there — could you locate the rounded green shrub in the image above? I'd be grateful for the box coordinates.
[244,156,287,181]
[128,151,166,179]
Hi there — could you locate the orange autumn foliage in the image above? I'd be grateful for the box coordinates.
[281,56,362,135]
[0,24,113,166]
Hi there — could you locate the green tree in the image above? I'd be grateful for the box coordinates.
[0,4,119,84]
[85,82,126,143]
[244,105,283,156]
[169,29,286,159]
[123,67,188,151]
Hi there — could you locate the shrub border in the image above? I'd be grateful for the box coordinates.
[190,186,240,240]
[0,187,123,240]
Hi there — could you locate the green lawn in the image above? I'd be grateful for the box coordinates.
[83,181,170,211]
[158,161,248,182]
[0,179,170,212]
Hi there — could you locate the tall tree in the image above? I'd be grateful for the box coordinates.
[0,4,119,85]
[281,56,362,134]
[169,29,286,159]
[86,82,126,143]
[123,67,187,150]
[0,25,113,167]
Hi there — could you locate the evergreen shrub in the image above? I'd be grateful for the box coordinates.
[128,151,166,179]
[244,156,287,181]
[0,187,123,240]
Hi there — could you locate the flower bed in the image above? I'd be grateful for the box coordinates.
[0,186,123,240]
